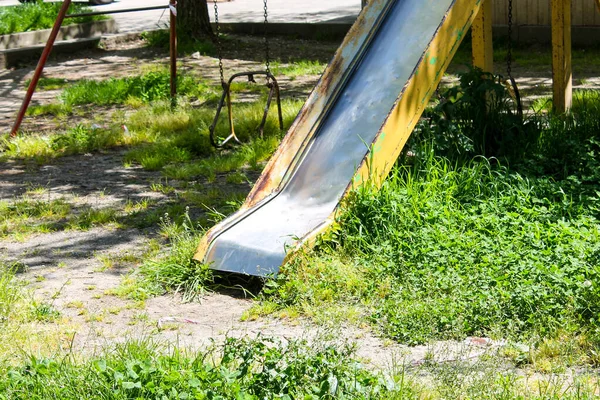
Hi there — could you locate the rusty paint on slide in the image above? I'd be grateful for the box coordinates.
[194,0,483,276]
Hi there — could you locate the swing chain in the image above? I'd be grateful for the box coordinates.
[213,0,225,84]
[263,0,271,77]
[506,0,523,118]
[507,0,513,78]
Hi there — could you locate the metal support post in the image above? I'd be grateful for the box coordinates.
[10,0,72,137]
[169,0,177,102]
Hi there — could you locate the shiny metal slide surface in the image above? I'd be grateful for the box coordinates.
[203,0,461,276]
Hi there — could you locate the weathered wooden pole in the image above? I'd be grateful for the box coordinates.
[10,0,72,137]
[551,0,572,113]
[471,0,493,73]
[169,0,177,102]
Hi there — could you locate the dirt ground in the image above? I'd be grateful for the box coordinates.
[1,35,599,368]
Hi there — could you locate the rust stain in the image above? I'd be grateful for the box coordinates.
[317,54,344,96]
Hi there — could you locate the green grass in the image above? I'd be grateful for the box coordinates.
[60,69,213,106]
[272,60,327,79]
[123,97,302,175]
[0,336,408,399]
[0,263,72,360]
[5,261,600,398]
[0,198,71,239]
[255,69,600,352]
[114,210,212,302]
[1,123,150,163]
[24,77,70,91]
[25,103,72,117]
[0,1,106,36]
[2,328,600,398]
[141,29,216,56]
[0,196,136,240]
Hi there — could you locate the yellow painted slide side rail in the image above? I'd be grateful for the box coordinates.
[297,0,484,254]
[195,0,484,267]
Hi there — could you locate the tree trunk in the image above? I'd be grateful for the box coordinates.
[178,0,213,39]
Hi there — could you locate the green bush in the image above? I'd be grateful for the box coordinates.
[411,67,536,159]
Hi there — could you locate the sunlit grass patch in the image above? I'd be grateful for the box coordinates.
[25,103,72,117]
[69,207,119,230]
[0,198,70,239]
[0,196,128,240]
[60,69,212,107]
[272,60,326,79]
[125,98,302,177]
[2,124,153,163]
[24,77,70,91]
[0,263,74,362]
[111,210,210,302]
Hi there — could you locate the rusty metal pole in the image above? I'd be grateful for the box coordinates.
[169,0,177,103]
[10,0,72,137]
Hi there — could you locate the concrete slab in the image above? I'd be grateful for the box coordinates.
[0,37,102,69]
[0,20,117,50]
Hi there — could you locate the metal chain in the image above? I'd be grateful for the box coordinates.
[506,0,513,78]
[263,0,271,77]
[213,0,224,83]
[506,0,523,118]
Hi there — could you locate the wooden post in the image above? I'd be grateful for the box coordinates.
[472,0,493,73]
[551,0,572,113]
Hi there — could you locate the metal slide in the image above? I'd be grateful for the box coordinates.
[195,0,483,276]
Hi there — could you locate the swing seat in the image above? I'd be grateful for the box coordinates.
[209,71,284,148]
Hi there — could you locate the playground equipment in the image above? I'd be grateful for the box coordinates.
[195,0,599,277]
[194,0,485,276]
[209,0,283,148]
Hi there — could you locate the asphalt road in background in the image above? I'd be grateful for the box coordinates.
[0,0,360,33]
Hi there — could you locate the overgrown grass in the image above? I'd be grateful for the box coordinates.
[110,209,212,302]
[0,1,106,36]
[257,69,600,352]
[0,337,407,399]
[2,331,600,398]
